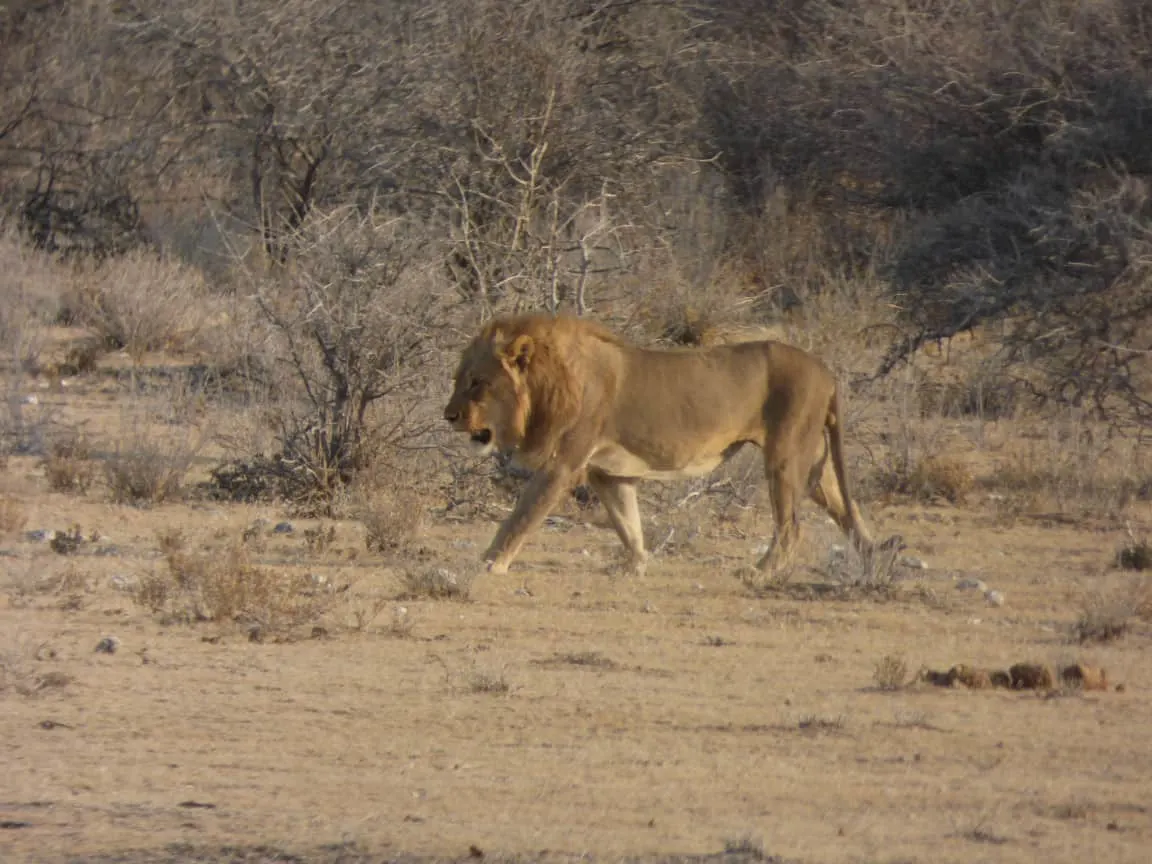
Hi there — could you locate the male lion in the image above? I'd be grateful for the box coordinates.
[444,313,882,578]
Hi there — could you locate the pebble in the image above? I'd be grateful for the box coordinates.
[273,522,294,534]
[94,636,120,654]
[985,589,1005,607]
[955,577,987,592]
[900,556,928,570]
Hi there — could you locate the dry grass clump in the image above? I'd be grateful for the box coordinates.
[1116,533,1152,572]
[135,543,330,630]
[0,636,71,696]
[104,416,203,506]
[0,494,28,534]
[398,567,472,601]
[873,654,909,690]
[66,250,213,360]
[986,414,1152,518]
[904,454,975,504]
[361,487,427,554]
[1073,592,1133,644]
[41,430,96,494]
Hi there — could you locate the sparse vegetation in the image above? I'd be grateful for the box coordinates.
[722,834,766,859]
[1074,593,1133,644]
[397,567,472,602]
[873,654,909,691]
[104,415,203,506]
[41,429,96,494]
[361,487,426,555]
[134,543,332,632]
[0,494,27,534]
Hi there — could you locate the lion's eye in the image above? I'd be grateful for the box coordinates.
[469,378,485,393]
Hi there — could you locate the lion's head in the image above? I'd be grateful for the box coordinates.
[443,315,583,462]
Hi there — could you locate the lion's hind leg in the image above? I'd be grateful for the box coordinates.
[586,469,648,576]
[755,457,804,572]
[809,452,874,554]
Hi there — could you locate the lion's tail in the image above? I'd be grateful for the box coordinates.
[826,385,869,546]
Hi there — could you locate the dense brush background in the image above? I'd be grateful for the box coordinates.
[3,0,1151,514]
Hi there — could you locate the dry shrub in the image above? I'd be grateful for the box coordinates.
[829,540,902,589]
[66,250,213,360]
[104,415,203,506]
[987,412,1152,517]
[136,543,329,630]
[398,567,472,601]
[0,495,28,534]
[0,635,71,696]
[466,664,511,695]
[1116,537,1152,572]
[41,430,96,494]
[59,336,107,377]
[905,454,974,504]
[360,487,426,554]
[1073,593,1132,644]
[873,654,908,690]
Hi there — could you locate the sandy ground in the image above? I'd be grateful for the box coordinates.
[2,363,1151,864]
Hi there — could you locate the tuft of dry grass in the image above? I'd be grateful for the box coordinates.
[41,430,96,494]
[104,415,203,506]
[722,834,766,859]
[905,454,975,504]
[0,635,72,696]
[397,566,472,601]
[67,250,214,361]
[0,494,28,534]
[467,664,511,695]
[134,543,331,632]
[873,654,909,690]
[797,713,847,733]
[1116,534,1152,572]
[360,487,426,554]
[1073,592,1132,644]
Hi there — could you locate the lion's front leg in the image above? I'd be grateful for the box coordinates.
[483,468,573,575]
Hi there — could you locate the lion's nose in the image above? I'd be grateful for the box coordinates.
[444,406,459,423]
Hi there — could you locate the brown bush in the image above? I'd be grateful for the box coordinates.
[41,430,96,494]
[136,543,330,631]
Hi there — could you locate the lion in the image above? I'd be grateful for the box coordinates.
[443,313,887,578]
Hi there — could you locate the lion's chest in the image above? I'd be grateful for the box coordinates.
[587,443,726,481]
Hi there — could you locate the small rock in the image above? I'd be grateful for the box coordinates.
[108,574,137,592]
[955,577,987,592]
[984,590,1005,607]
[272,521,294,534]
[94,636,120,654]
[21,394,38,405]
[900,556,928,570]
[450,539,476,549]
[25,529,50,543]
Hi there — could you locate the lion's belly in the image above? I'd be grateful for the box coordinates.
[587,444,727,481]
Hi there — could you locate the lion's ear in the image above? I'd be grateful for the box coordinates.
[501,334,535,372]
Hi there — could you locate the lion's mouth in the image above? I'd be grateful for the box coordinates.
[470,429,493,447]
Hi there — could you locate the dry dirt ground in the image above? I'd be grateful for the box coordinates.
[3,366,1152,864]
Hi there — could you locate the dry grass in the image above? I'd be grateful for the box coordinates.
[873,654,909,691]
[67,250,214,360]
[359,486,427,554]
[0,494,28,534]
[41,429,96,494]
[104,415,203,506]
[135,543,331,632]
[1073,592,1133,644]
[0,635,72,696]
[397,566,472,601]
